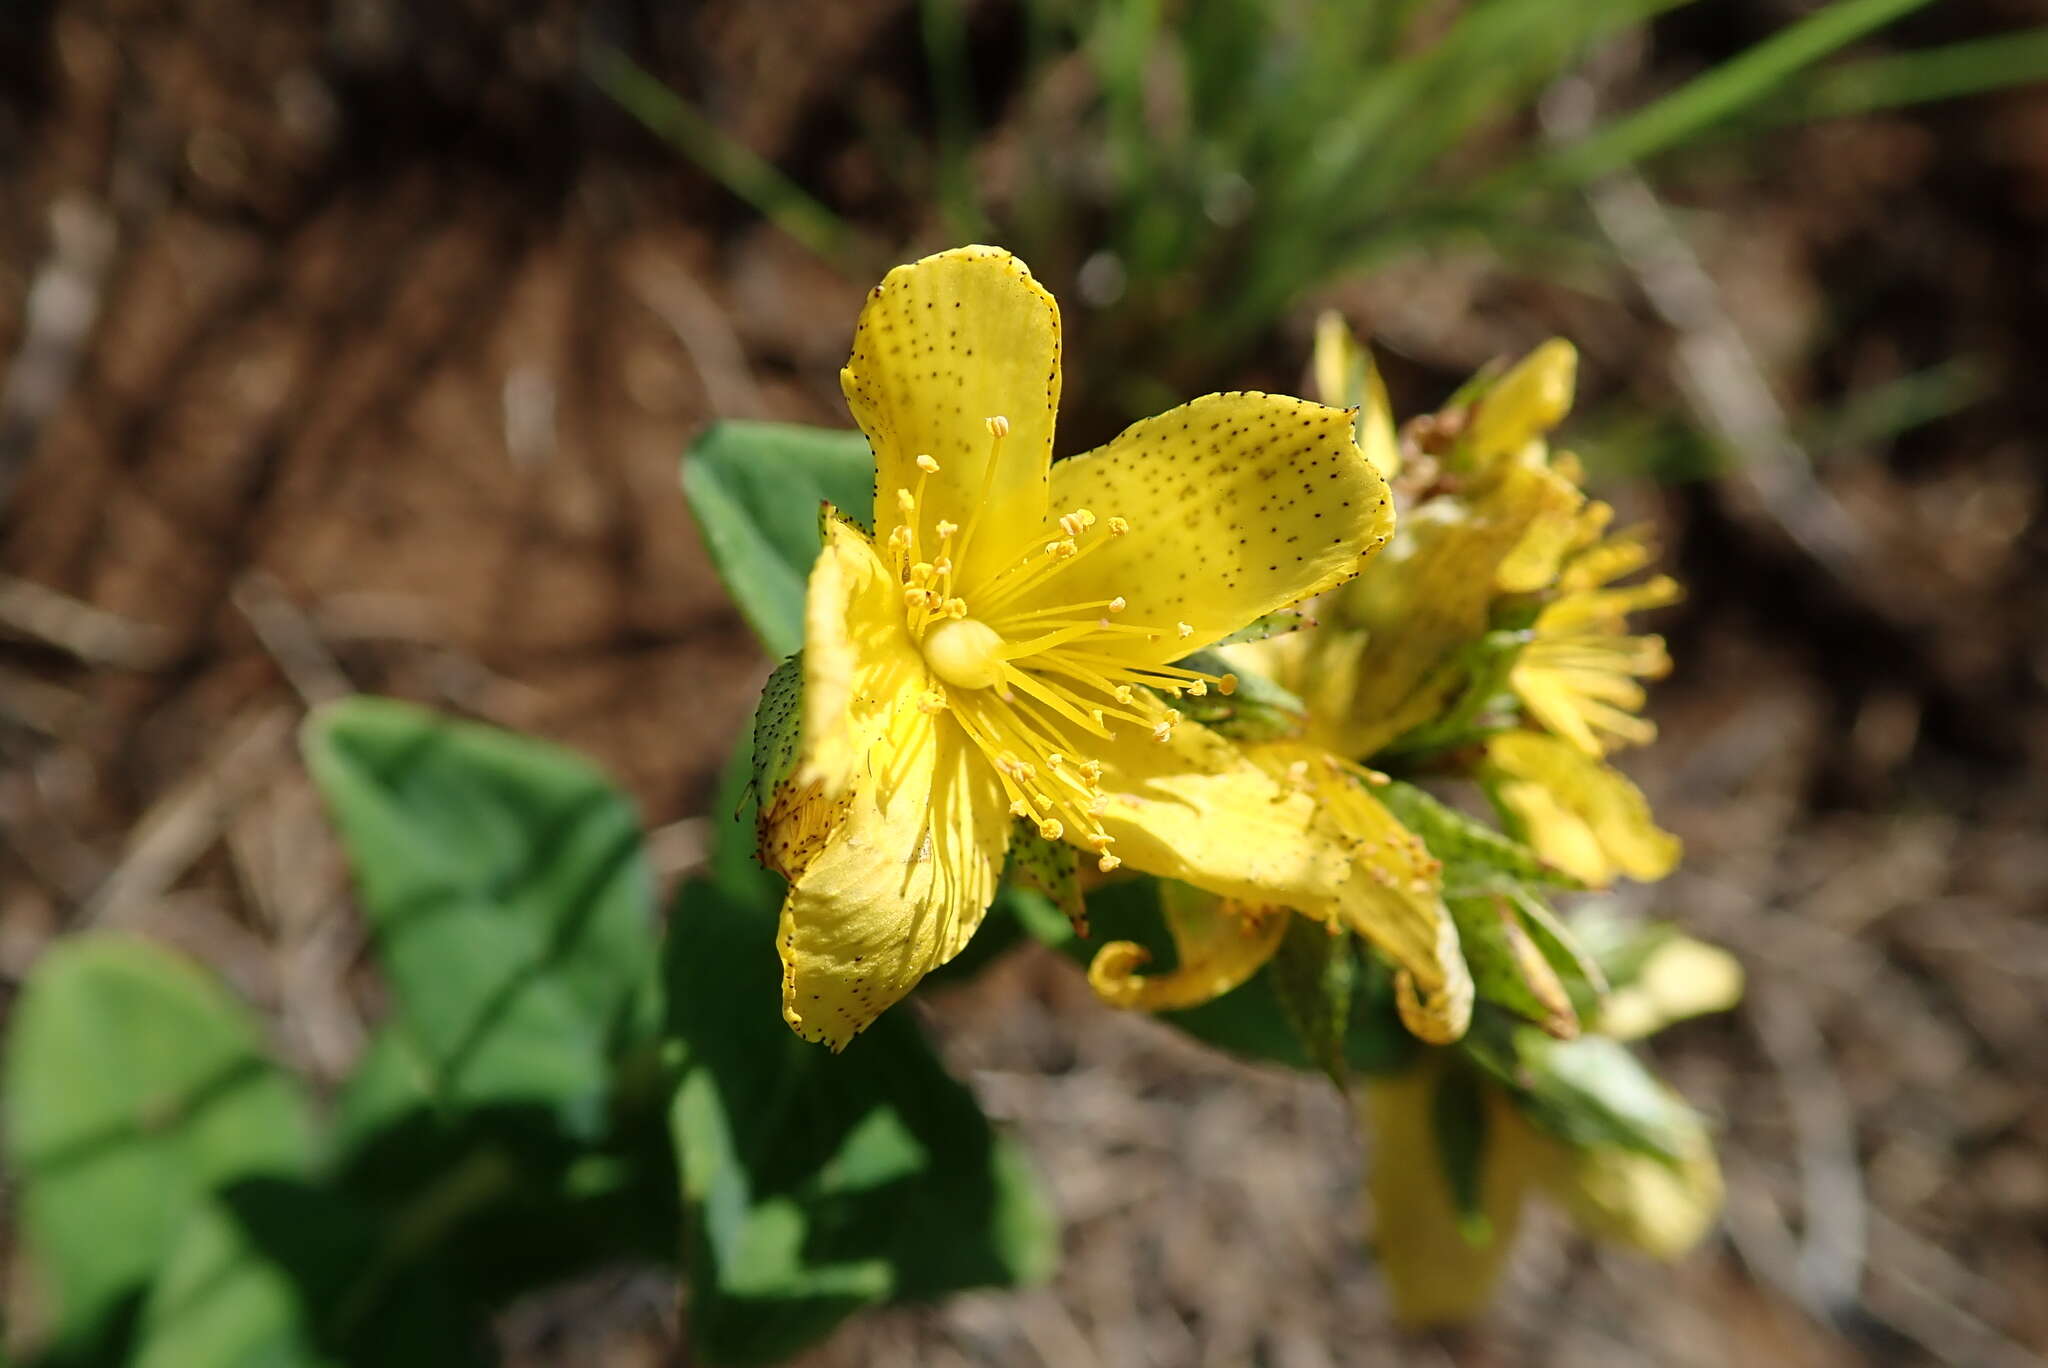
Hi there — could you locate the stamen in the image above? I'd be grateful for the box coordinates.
[916,453,941,474]
[1176,622,1194,639]
[1107,517,1130,536]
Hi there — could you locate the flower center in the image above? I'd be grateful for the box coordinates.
[884,418,1236,871]
[921,617,1005,690]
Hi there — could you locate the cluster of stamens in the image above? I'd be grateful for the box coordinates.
[885,417,1237,872]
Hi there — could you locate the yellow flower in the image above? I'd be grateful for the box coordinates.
[1361,931,1737,1325]
[1362,1056,1724,1327]
[765,246,1471,1049]
[1086,741,1468,1043]
[1508,503,1682,757]
[1484,730,1680,888]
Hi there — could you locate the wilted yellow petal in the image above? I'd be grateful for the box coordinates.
[1030,392,1393,665]
[1310,460,1578,757]
[1486,731,1680,888]
[1361,1064,1537,1327]
[1598,935,1745,1041]
[841,246,1060,583]
[1088,886,1288,1011]
[1085,727,1469,1040]
[1466,339,1576,468]
[778,702,1013,1050]
[1312,310,1400,478]
[1534,1092,1725,1259]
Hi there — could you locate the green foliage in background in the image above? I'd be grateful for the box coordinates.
[3,696,1052,1366]
[591,0,2046,416]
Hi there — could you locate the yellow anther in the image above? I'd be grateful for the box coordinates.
[1187,680,1208,697]
[1077,509,1096,527]
[1079,760,1103,783]
[943,597,969,619]
[1151,720,1174,743]
[1176,621,1194,639]
[897,488,916,514]
[1088,795,1110,816]
[932,557,953,576]
[1047,752,1067,767]
[1114,686,1135,705]
[1098,853,1123,872]
[936,519,959,538]
[888,526,913,551]
[1219,674,1238,696]
[1107,596,1126,613]
[1107,516,1130,536]
[916,453,941,474]
[911,561,935,583]
[1037,819,1064,841]
[1009,798,1031,818]
[987,414,1010,438]
[1059,512,1087,538]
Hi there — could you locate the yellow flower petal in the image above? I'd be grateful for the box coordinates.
[1032,392,1393,664]
[1534,1092,1725,1259]
[1496,486,1603,594]
[1080,727,1471,1040]
[1311,460,1578,757]
[1597,935,1745,1042]
[840,246,1061,586]
[1312,311,1400,478]
[1486,731,1680,888]
[1467,339,1576,468]
[1361,1064,1537,1327]
[799,511,928,796]
[778,701,1013,1050]
[1088,886,1288,1012]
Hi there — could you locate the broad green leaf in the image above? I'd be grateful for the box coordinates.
[303,697,660,1140]
[682,422,877,657]
[3,936,314,1355]
[665,740,1056,1365]
[132,1181,484,1368]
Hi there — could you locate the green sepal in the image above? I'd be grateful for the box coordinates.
[1431,1063,1494,1246]
[1378,778,1582,895]
[1462,1010,1700,1164]
[1003,823,1086,935]
[1268,917,1358,1086]
[1166,649,1307,741]
[1445,894,1577,1038]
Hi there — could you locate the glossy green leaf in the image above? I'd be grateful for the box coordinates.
[2,936,315,1356]
[682,421,877,657]
[303,696,660,1141]
[665,741,1056,1365]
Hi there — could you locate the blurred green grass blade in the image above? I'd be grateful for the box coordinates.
[1507,0,1939,193]
[682,421,877,658]
[3,936,315,1355]
[1769,27,2048,121]
[304,697,660,1140]
[584,43,860,271]
[920,0,990,239]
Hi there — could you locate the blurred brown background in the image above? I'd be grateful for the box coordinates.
[3,1,2046,1364]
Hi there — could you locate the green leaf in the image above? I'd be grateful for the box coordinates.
[1167,649,1307,741]
[2,936,315,1355]
[303,697,660,1141]
[1465,1014,1699,1163]
[1504,887,1608,1020]
[665,740,1056,1365]
[1431,1064,1493,1245]
[131,1181,485,1368]
[1267,916,1357,1084]
[1378,779,1580,895]
[1445,894,1577,1038]
[682,422,877,657]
